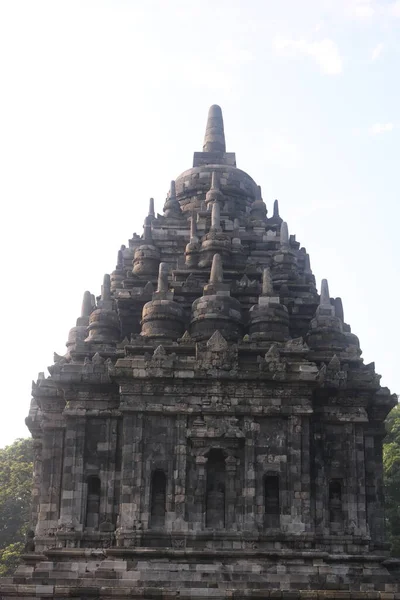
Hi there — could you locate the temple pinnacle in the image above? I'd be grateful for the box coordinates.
[280,221,289,249]
[210,253,223,284]
[81,291,93,318]
[211,201,221,230]
[102,274,111,301]
[203,105,226,153]
[148,198,155,218]
[320,279,331,307]
[157,262,169,294]
[117,250,123,269]
[262,268,274,296]
[273,199,280,218]
[205,170,224,206]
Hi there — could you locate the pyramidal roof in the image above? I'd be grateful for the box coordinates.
[37,105,394,418]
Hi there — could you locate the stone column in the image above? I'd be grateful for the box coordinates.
[346,423,367,535]
[31,439,43,530]
[36,427,65,535]
[311,420,327,536]
[243,418,256,531]
[59,416,86,532]
[286,415,306,534]
[225,455,238,530]
[300,416,312,532]
[119,413,143,536]
[100,417,118,526]
[194,455,207,531]
[354,423,368,536]
[172,415,187,531]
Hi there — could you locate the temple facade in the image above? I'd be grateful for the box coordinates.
[2,105,400,599]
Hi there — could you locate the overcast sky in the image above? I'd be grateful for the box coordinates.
[0,0,399,447]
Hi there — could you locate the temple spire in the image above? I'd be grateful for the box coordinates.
[280,221,289,249]
[163,180,181,218]
[156,262,169,294]
[81,291,92,318]
[205,170,224,206]
[203,105,226,153]
[210,253,223,284]
[211,201,221,230]
[101,274,111,301]
[148,198,155,218]
[273,199,280,218]
[320,278,330,306]
[262,268,274,296]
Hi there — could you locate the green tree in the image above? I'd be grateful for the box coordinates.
[384,404,400,556]
[0,438,33,576]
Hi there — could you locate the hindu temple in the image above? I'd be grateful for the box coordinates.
[2,105,399,599]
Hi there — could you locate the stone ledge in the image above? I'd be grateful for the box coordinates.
[39,546,391,563]
[0,583,400,599]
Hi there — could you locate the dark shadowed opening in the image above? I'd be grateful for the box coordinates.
[206,449,226,528]
[150,469,166,528]
[264,474,280,528]
[85,475,101,529]
[329,479,343,529]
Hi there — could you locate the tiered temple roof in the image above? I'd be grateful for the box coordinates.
[4,105,399,600]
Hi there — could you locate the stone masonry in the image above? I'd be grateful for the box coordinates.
[1,105,400,599]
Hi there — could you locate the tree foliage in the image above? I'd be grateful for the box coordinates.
[384,403,400,556]
[0,438,33,576]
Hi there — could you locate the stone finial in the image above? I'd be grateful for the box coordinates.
[163,180,181,218]
[190,213,197,240]
[203,104,226,153]
[273,199,280,218]
[156,262,169,294]
[117,250,123,269]
[334,297,344,323]
[313,278,336,320]
[143,217,153,242]
[185,214,200,268]
[262,268,274,296]
[210,253,223,285]
[211,201,221,230]
[81,291,92,318]
[148,197,155,218]
[251,185,267,219]
[304,253,311,274]
[211,170,218,191]
[205,170,224,206]
[101,274,111,301]
[280,221,289,249]
[320,279,331,307]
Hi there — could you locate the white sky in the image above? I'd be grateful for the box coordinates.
[0,0,399,446]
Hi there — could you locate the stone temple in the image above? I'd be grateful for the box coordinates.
[2,105,400,599]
